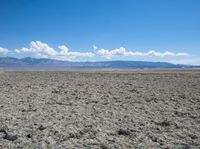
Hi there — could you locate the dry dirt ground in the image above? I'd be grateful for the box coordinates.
[0,70,200,149]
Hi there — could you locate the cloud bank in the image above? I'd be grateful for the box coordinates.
[1,41,189,61]
[15,41,94,60]
[96,47,188,59]
[0,47,8,54]
[57,45,94,60]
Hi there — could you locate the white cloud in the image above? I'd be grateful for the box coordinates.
[57,45,94,60]
[15,41,57,58]
[0,47,8,54]
[97,47,126,58]
[16,41,94,60]
[96,47,188,59]
[93,45,98,51]
[58,45,69,55]
[12,41,189,61]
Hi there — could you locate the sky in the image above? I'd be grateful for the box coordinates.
[0,0,200,64]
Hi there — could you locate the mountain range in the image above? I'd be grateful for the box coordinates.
[0,57,199,70]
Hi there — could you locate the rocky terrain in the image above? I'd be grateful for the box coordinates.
[0,70,200,148]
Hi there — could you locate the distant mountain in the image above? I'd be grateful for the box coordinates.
[0,57,198,70]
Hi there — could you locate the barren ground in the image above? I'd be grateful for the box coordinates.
[0,70,200,149]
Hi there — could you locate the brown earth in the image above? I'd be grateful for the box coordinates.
[0,70,200,148]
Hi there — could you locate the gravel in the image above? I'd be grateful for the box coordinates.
[0,70,200,148]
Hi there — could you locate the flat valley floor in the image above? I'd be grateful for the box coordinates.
[0,70,200,148]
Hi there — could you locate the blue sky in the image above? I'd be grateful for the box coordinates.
[0,0,200,64]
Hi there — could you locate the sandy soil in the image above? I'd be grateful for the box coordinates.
[0,70,200,149]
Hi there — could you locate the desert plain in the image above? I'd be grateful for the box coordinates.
[0,70,200,149]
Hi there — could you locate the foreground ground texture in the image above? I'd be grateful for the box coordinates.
[0,70,200,149]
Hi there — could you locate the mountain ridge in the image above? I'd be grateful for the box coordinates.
[0,57,199,70]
